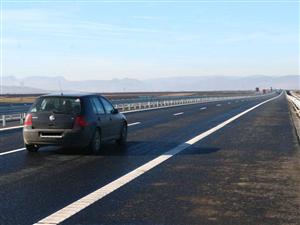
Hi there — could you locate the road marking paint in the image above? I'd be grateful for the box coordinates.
[200,107,207,110]
[228,102,231,104]
[34,92,282,225]
[0,148,25,156]
[216,104,221,107]
[0,125,23,131]
[173,112,184,116]
[128,122,141,126]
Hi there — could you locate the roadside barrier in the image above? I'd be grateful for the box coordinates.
[287,91,300,117]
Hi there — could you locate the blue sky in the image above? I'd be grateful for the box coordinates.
[2,0,299,81]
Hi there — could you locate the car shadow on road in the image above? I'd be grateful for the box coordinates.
[30,141,221,157]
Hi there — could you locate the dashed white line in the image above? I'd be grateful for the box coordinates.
[200,107,207,110]
[128,122,141,126]
[228,102,231,104]
[34,92,282,225]
[216,104,221,107]
[173,112,184,116]
[0,148,25,156]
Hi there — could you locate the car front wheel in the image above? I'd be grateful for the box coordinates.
[90,129,102,154]
[116,124,127,146]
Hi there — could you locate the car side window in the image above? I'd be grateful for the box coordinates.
[100,97,114,114]
[90,97,105,114]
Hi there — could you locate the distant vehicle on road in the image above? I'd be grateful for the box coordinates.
[23,93,127,153]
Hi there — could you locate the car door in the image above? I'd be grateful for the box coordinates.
[99,97,122,138]
[90,97,111,140]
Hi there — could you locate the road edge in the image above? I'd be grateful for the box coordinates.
[287,97,300,144]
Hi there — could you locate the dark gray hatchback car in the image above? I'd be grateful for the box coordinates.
[23,93,127,153]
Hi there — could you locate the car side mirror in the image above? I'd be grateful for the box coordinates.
[111,108,119,114]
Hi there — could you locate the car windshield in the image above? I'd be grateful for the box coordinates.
[30,97,81,115]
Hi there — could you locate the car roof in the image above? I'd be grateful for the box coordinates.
[41,92,98,98]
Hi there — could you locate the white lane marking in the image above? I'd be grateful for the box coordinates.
[0,125,23,131]
[228,102,231,104]
[34,92,282,225]
[173,112,184,116]
[216,104,221,107]
[0,148,25,156]
[200,107,207,110]
[128,122,141,126]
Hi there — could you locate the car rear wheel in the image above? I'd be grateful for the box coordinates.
[116,124,127,146]
[25,144,39,152]
[89,129,102,154]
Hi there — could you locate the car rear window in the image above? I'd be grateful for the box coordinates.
[30,97,81,115]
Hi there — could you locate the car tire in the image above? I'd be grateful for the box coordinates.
[116,124,127,146]
[89,129,102,154]
[25,144,39,152]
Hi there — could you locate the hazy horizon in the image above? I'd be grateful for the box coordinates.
[4,74,300,82]
[1,74,299,94]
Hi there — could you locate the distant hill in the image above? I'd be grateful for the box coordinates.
[1,75,299,94]
[1,85,48,94]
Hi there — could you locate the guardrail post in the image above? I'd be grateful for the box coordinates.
[2,115,6,127]
[20,114,23,125]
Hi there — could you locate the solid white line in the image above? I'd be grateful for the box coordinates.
[0,148,26,156]
[173,112,184,116]
[34,92,282,225]
[0,125,24,131]
[128,122,141,126]
[200,107,207,110]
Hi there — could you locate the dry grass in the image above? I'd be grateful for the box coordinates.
[0,96,37,103]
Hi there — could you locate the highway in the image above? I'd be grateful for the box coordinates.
[0,92,299,225]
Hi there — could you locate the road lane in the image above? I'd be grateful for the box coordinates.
[0,93,280,225]
[62,92,300,225]
[35,93,282,225]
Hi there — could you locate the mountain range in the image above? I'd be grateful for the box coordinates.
[1,75,299,94]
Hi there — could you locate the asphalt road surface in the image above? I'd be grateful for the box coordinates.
[0,92,299,225]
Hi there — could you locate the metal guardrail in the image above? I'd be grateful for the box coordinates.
[287,92,300,117]
[0,94,267,128]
